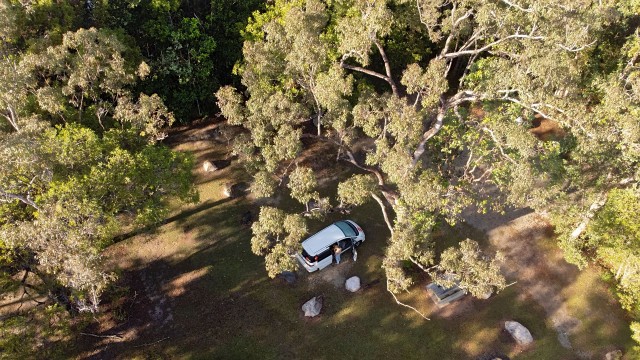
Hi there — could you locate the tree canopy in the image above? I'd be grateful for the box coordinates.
[217,0,639,327]
[0,24,197,314]
[91,0,265,121]
[1,0,640,355]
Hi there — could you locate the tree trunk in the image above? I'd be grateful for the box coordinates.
[371,192,394,234]
[568,193,608,241]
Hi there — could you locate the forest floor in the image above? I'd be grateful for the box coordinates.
[71,118,633,359]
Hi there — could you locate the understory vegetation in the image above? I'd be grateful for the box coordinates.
[0,0,639,358]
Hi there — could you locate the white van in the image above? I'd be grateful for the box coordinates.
[295,220,365,272]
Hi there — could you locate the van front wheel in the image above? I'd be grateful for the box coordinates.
[354,240,362,248]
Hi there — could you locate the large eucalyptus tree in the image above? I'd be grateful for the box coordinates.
[218,0,638,305]
[0,26,197,313]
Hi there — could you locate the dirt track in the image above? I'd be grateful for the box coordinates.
[463,208,588,356]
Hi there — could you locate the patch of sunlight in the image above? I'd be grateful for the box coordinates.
[164,267,211,297]
[229,277,267,294]
[197,181,226,203]
[393,289,430,323]
[562,266,632,351]
[361,254,383,277]
[454,324,499,357]
[372,328,402,345]
[379,311,402,326]
[330,299,369,324]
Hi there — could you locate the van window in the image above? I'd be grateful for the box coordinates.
[302,248,332,263]
[317,248,332,261]
[335,221,357,237]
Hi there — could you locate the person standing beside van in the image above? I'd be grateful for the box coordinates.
[334,245,342,264]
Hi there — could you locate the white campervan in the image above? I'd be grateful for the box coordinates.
[295,220,365,272]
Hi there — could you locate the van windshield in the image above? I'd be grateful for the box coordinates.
[335,221,357,237]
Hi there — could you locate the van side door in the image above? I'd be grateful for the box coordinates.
[315,248,333,270]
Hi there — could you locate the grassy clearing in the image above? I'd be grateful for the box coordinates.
[75,122,631,359]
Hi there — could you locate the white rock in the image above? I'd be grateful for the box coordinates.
[604,350,622,360]
[505,321,533,345]
[302,296,323,317]
[202,160,218,172]
[478,289,493,299]
[345,276,361,292]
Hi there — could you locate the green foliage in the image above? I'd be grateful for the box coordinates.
[114,93,175,141]
[39,125,197,224]
[287,166,319,207]
[401,59,448,108]
[588,189,640,253]
[0,21,197,316]
[384,214,436,293]
[632,321,640,345]
[0,304,77,359]
[251,171,278,199]
[216,86,246,126]
[337,174,377,206]
[223,0,614,296]
[94,0,265,121]
[251,207,306,278]
[583,189,640,344]
[434,239,506,298]
[220,4,639,351]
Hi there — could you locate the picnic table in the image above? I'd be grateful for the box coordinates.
[425,282,466,307]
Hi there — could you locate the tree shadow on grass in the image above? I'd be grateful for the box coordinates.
[112,197,233,245]
[69,193,470,359]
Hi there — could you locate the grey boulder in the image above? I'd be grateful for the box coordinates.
[302,296,323,317]
[504,321,533,345]
[604,350,622,360]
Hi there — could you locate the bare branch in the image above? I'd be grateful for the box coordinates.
[373,40,400,97]
[568,193,608,241]
[409,257,432,272]
[371,192,394,234]
[80,332,124,339]
[500,96,557,119]
[0,190,41,211]
[339,60,389,82]
[456,29,483,54]
[412,91,482,166]
[133,337,171,348]
[440,7,474,57]
[1,107,20,132]
[340,59,398,96]
[500,0,533,12]
[387,280,430,320]
[568,177,635,242]
[412,106,446,167]
[556,40,596,52]
[444,33,545,59]
[343,149,386,186]
[302,132,390,190]
[481,127,518,165]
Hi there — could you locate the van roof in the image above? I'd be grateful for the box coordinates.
[301,222,349,255]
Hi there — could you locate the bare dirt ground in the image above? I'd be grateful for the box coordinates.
[462,208,623,358]
[307,258,355,290]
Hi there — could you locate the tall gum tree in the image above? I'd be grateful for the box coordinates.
[0,27,197,313]
[217,0,637,304]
